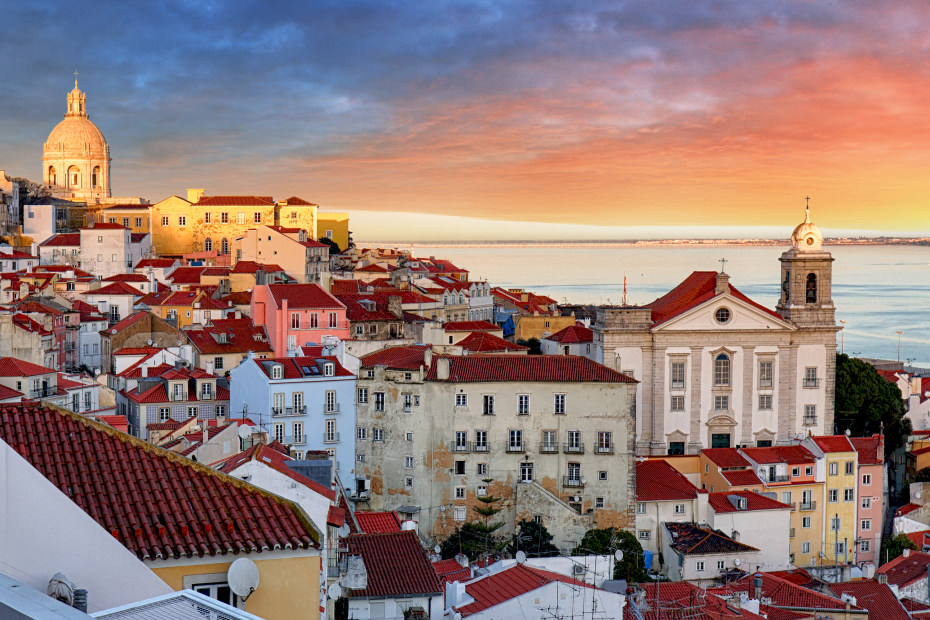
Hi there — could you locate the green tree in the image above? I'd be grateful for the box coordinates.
[834,353,910,456]
[572,528,650,582]
[516,337,542,355]
[10,177,51,205]
[317,237,341,254]
[440,479,508,561]
[508,519,559,558]
[439,523,487,561]
[885,533,918,563]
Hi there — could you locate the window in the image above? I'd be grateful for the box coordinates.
[804,404,817,424]
[454,507,466,521]
[637,502,646,514]
[801,542,811,554]
[254,212,262,223]
[482,394,495,415]
[845,461,854,475]
[204,212,212,223]
[670,395,685,411]
[860,540,871,553]
[374,392,385,411]
[861,519,871,531]
[638,531,650,540]
[291,312,301,329]
[830,516,841,531]
[518,394,530,415]
[520,461,534,483]
[178,216,187,226]
[567,462,581,483]
[274,423,285,443]
[159,407,170,422]
[792,467,800,477]
[696,561,705,572]
[714,395,729,410]
[599,471,608,481]
[595,497,604,509]
[357,454,365,463]
[862,473,871,485]
[271,364,283,379]
[554,393,566,414]
[475,430,487,451]
[668,442,685,455]
[454,486,465,499]
[161,216,169,226]
[759,360,773,387]
[805,466,813,476]
[674,504,685,515]
[358,387,368,403]
[802,516,811,528]
[455,393,467,407]
[844,488,854,501]
[477,463,487,475]
[711,434,731,448]
[215,405,226,418]
[670,362,685,388]
[567,430,582,451]
[509,430,523,451]
[373,428,384,442]
[324,363,335,377]
[405,477,414,488]
[406,432,413,442]
[201,382,212,400]
[806,273,817,303]
[829,462,838,476]
[234,212,245,224]
[220,238,229,255]
[828,489,838,502]
[781,491,792,504]
[454,431,468,451]
[357,427,367,441]
[714,353,730,386]
[221,212,229,223]
[325,391,337,413]
[597,431,612,453]
[135,216,143,227]
[717,560,725,571]
[405,456,414,469]
[759,394,772,410]
[329,312,338,328]
[714,307,730,323]
[835,541,845,555]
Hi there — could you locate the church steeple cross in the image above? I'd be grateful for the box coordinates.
[73,69,79,87]
[805,196,811,222]
[719,257,727,273]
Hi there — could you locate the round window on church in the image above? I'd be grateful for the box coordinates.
[806,237,814,245]
[714,307,731,324]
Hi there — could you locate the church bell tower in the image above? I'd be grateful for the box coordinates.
[776,202,835,328]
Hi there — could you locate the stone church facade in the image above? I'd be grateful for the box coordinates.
[593,209,838,455]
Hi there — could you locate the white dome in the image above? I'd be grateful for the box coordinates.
[790,207,822,252]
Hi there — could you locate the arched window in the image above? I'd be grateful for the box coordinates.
[806,273,817,304]
[91,166,100,188]
[48,166,56,185]
[67,165,80,187]
[220,238,229,255]
[714,353,730,387]
[204,238,213,252]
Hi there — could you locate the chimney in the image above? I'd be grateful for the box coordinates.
[715,272,730,295]
[187,188,205,203]
[904,549,912,558]
[437,357,450,381]
[753,574,763,601]
[388,295,402,318]
[141,366,147,378]
[877,573,888,585]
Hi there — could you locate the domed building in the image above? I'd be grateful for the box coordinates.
[42,80,111,201]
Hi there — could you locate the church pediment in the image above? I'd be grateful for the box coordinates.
[652,293,795,333]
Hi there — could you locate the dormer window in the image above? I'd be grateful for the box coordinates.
[272,364,284,380]
[324,363,335,377]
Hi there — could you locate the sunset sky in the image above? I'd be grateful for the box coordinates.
[2,1,929,240]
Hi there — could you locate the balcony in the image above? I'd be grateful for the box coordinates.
[671,380,685,389]
[563,476,584,488]
[452,441,473,453]
[474,443,489,452]
[30,386,57,398]
[540,443,559,454]
[800,501,816,511]
[803,378,820,388]
[287,434,307,445]
[506,443,525,453]
[802,417,817,427]
[774,475,790,482]
[563,443,585,454]
[324,433,340,444]
[325,403,340,414]
[759,379,773,388]
[596,445,614,455]
[272,407,283,416]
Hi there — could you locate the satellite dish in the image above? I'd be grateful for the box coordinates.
[327,583,342,600]
[237,425,253,440]
[434,545,441,554]
[338,524,351,538]
[227,558,260,600]
[516,551,527,564]
[845,429,851,436]
[614,550,624,562]
[734,558,741,567]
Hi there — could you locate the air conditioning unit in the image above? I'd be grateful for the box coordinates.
[572,564,586,575]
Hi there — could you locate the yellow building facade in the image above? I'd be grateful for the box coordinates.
[811,438,859,566]
[317,212,350,251]
[149,190,318,258]
[102,205,153,235]
[514,314,577,342]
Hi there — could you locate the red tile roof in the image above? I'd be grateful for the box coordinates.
[186,319,271,355]
[831,580,911,620]
[194,196,274,206]
[897,503,922,517]
[252,355,353,379]
[636,460,699,501]
[702,448,750,469]
[339,297,400,322]
[456,564,594,616]
[432,558,471,585]
[11,313,51,335]
[104,311,150,334]
[708,490,792,513]
[708,572,859,611]
[458,332,528,353]
[220,442,334,501]
[811,435,856,453]
[280,196,315,205]
[85,222,127,229]
[631,581,768,620]
[104,273,149,283]
[666,522,758,555]
[646,271,783,326]
[39,232,81,247]
[721,469,764,487]
[361,345,432,371]
[0,357,54,377]
[266,283,344,310]
[426,355,636,384]
[545,324,593,344]
[442,321,499,332]
[231,260,283,274]
[0,384,23,400]
[355,511,402,534]
[876,551,930,587]
[902,598,930,614]
[83,282,144,297]
[741,445,815,465]
[167,267,206,285]
[0,402,317,560]
[96,415,129,433]
[904,530,930,549]
[356,263,390,273]
[344,531,442,597]
[135,258,177,269]
[850,435,883,464]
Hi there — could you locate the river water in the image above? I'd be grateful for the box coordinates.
[402,244,930,367]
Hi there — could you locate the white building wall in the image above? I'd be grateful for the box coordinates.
[708,509,791,571]
[23,204,57,241]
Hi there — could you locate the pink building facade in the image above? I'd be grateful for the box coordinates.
[852,435,886,566]
[251,283,349,356]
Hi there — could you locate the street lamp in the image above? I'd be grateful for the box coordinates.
[839,320,846,355]
[896,331,904,362]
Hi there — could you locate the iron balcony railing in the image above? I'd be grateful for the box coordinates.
[596,445,614,454]
[474,443,489,452]
[452,441,473,453]
[287,434,307,445]
[506,443,525,453]
[325,403,340,414]
[800,500,816,511]
[540,442,559,453]
[563,477,584,488]
[324,433,340,444]
[563,443,585,454]
[803,378,820,388]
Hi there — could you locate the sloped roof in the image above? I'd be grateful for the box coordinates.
[442,320,499,332]
[636,460,699,501]
[630,581,768,620]
[708,573,861,611]
[186,319,272,355]
[876,551,930,587]
[831,580,911,620]
[231,260,283,274]
[167,266,206,285]
[0,357,54,377]
[0,384,23,400]
[39,232,81,247]
[0,402,317,560]
[708,490,792,513]
[279,196,315,205]
[339,297,400,322]
[702,448,750,469]
[456,563,594,616]
[433,558,471,586]
[721,469,764,487]
[850,435,883,464]
[266,283,344,309]
[253,355,354,379]
[545,324,593,344]
[904,530,930,549]
[355,511,402,534]
[344,531,442,597]
[85,222,126,229]
[220,442,334,501]
[812,435,856,453]
[84,281,144,297]
[193,196,274,206]
[458,332,528,353]
[425,355,636,383]
[666,522,758,555]
[646,271,782,326]
[741,445,815,465]
[361,345,431,370]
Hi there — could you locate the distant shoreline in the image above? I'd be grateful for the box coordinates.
[356,237,930,248]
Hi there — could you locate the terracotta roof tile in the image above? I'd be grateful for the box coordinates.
[442,320,499,332]
[219,443,334,500]
[666,522,758,555]
[545,324,594,344]
[636,460,699,501]
[702,448,750,469]
[458,332,528,353]
[0,357,55,377]
[83,282,144,297]
[433,558,471,586]
[456,564,594,616]
[721,469,764,487]
[850,435,883,464]
[426,355,635,383]
[876,551,930,587]
[279,196,315,206]
[186,319,272,355]
[831,580,910,620]
[194,196,274,207]
[355,511,402,534]
[361,345,431,370]
[266,283,344,310]
[84,222,127,229]
[344,531,442,597]
[633,581,768,620]
[708,572,858,611]
[231,260,283,274]
[708,490,792,513]
[811,435,856,453]
[252,355,353,379]
[39,233,81,247]
[0,402,318,560]
[646,271,782,326]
